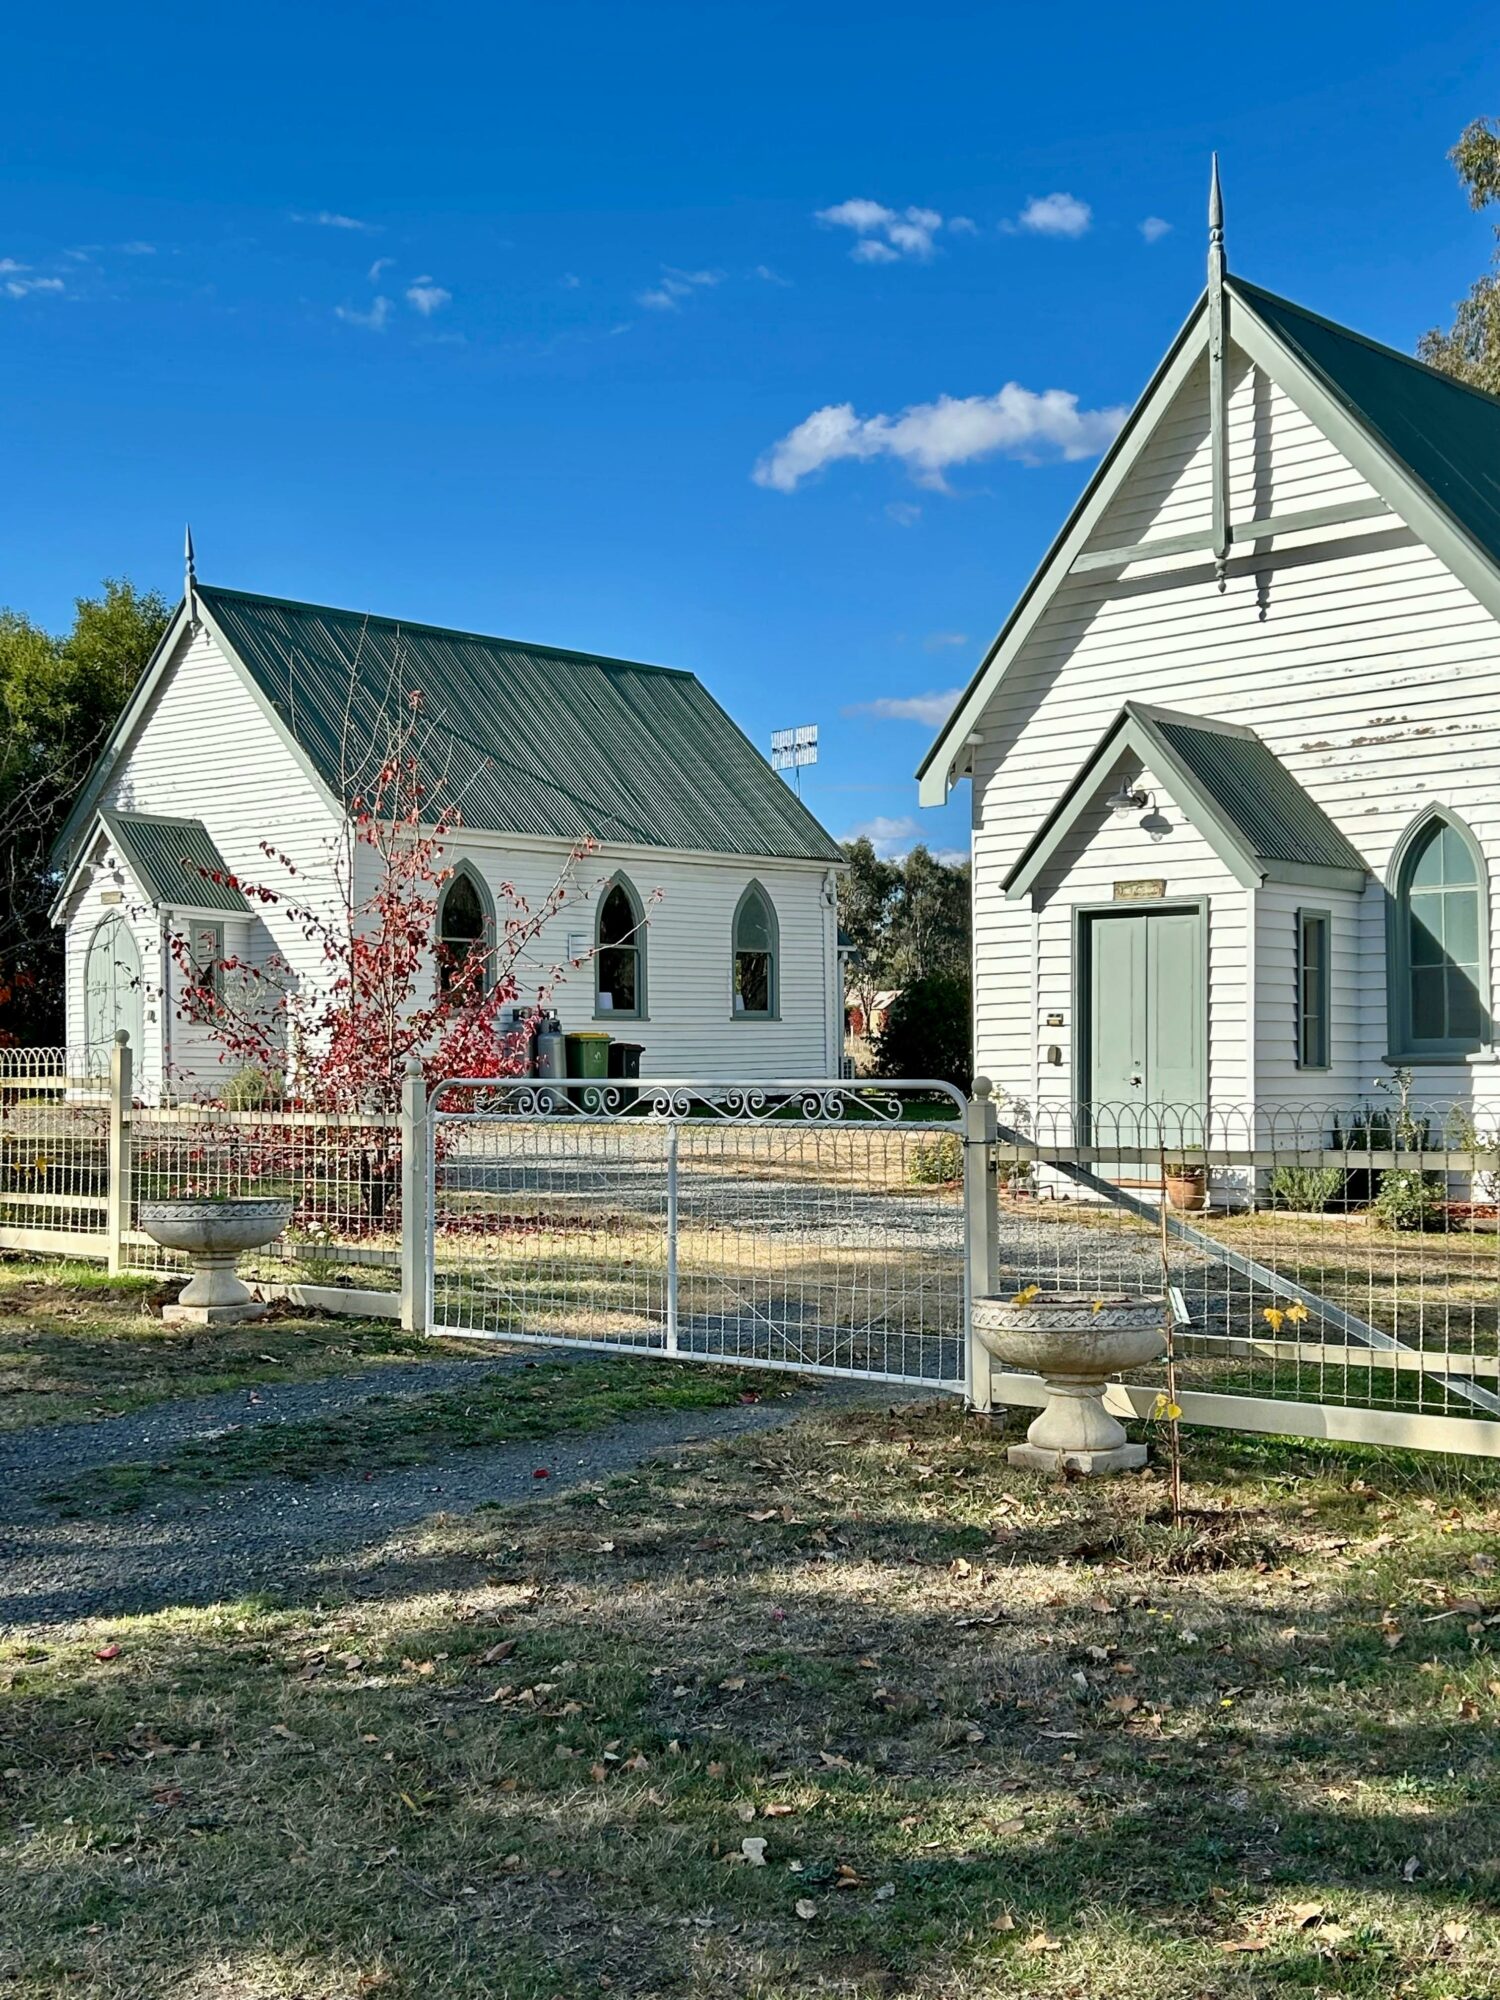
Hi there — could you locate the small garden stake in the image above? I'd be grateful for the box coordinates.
[1156,1142,1184,1527]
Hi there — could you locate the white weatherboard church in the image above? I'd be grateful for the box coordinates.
[51,579,846,1097]
[922,167,1500,1122]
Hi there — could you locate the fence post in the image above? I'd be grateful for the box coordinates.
[400,1057,429,1334]
[664,1120,680,1354]
[106,1029,133,1276]
[964,1075,999,1413]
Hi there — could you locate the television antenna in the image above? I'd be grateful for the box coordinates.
[770,723,818,797]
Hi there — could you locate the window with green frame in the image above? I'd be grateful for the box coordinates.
[1295,909,1330,1070]
[1388,813,1488,1057]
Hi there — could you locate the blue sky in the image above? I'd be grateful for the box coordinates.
[5,1,1500,860]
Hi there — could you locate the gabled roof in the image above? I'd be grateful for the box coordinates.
[54,585,844,871]
[51,810,251,922]
[919,274,1500,805]
[1004,702,1368,900]
[216,587,843,863]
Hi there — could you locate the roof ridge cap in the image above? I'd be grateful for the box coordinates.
[199,582,699,679]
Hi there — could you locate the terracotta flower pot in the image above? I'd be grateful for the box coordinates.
[1164,1167,1207,1213]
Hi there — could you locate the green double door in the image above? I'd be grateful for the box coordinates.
[1085,908,1204,1114]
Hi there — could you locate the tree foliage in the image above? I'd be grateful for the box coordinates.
[873,970,972,1092]
[174,704,589,1115]
[1418,117,1500,394]
[0,580,169,1042]
[838,837,970,1017]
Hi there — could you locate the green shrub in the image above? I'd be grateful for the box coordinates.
[222,1063,278,1110]
[874,973,972,1093]
[1269,1165,1346,1213]
[1372,1168,1445,1231]
[907,1133,963,1186]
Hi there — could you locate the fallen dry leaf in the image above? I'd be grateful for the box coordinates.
[795,1898,818,1921]
[739,1836,768,1866]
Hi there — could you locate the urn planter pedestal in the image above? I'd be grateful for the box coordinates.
[139,1199,295,1326]
[973,1293,1166,1475]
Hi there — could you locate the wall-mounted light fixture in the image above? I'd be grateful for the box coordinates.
[1107,779,1150,816]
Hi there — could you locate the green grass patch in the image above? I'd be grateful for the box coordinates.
[39,1357,788,1512]
[0,1259,496,1430]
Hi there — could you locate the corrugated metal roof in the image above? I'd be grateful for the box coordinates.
[1231,279,1500,571]
[1145,710,1367,874]
[101,811,251,913]
[198,585,843,864]
[1004,700,1367,898]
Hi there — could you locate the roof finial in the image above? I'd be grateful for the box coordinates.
[184,523,199,628]
[1206,157,1229,589]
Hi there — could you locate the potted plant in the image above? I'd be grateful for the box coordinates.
[1163,1159,1208,1212]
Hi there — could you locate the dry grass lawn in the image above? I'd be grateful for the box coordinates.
[3,1401,1498,1997]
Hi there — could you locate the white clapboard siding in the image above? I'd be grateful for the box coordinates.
[65,624,841,1091]
[1253,882,1371,1108]
[433,842,837,1078]
[970,345,1500,1110]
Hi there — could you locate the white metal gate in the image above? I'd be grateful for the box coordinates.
[424,1077,970,1390]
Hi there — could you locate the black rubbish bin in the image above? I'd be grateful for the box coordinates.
[608,1039,644,1108]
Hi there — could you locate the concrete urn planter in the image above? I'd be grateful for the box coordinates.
[973,1292,1167,1475]
[139,1198,295,1326]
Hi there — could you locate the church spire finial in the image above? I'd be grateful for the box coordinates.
[184,523,199,628]
[1206,157,1229,588]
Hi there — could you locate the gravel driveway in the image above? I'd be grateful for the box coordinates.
[0,1354,898,1633]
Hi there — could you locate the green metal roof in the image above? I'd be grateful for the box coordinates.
[197,585,842,864]
[101,810,251,913]
[1144,707,1367,875]
[1230,278,1500,571]
[1005,701,1367,899]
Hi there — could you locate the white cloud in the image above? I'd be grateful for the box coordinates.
[1139,215,1172,244]
[816,198,953,262]
[1014,192,1092,238]
[0,258,27,274]
[923,632,969,652]
[335,295,393,330]
[4,275,64,298]
[948,215,979,235]
[844,813,964,863]
[369,255,395,280]
[753,382,1127,493]
[753,263,791,286]
[846,689,962,728]
[119,240,156,255]
[560,271,582,289]
[292,210,378,232]
[886,500,922,527]
[405,277,451,316]
[636,266,722,310]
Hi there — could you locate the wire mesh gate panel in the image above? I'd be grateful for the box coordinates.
[0,1048,111,1256]
[989,1097,1500,1454]
[427,1079,969,1388]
